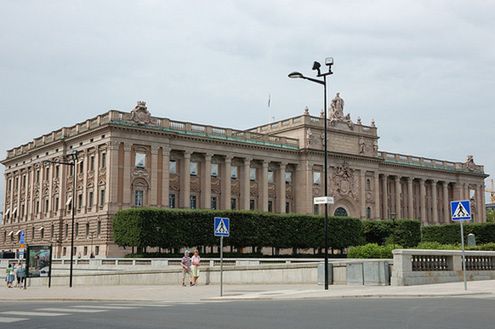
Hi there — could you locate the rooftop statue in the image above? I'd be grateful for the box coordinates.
[329,93,353,129]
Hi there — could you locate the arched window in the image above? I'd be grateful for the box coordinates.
[334,207,348,217]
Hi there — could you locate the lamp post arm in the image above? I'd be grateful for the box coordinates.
[302,76,325,85]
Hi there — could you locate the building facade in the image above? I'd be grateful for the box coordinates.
[1,97,488,257]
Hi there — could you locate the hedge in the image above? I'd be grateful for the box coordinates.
[113,208,364,251]
[362,220,421,248]
[347,243,398,259]
[421,223,495,245]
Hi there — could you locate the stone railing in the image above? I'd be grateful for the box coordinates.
[392,249,495,286]
[378,151,485,174]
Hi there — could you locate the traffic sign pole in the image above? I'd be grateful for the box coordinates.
[220,236,224,297]
[460,220,467,291]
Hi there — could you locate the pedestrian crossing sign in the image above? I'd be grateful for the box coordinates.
[214,217,230,237]
[451,200,471,221]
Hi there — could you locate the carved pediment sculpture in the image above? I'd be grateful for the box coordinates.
[332,161,358,200]
[329,93,354,129]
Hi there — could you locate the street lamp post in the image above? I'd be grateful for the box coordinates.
[44,149,78,287]
[289,58,334,290]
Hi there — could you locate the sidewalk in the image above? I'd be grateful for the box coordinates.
[1,280,494,302]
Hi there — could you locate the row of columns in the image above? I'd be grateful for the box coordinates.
[376,174,486,223]
[119,146,293,213]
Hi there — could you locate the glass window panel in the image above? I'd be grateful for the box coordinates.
[135,190,144,207]
[268,170,274,183]
[231,166,238,179]
[211,163,219,177]
[313,172,321,185]
[190,162,198,176]
[285,172,292,183]
[135,152,146,168]
[169,160,177,174]
[250,168,256,181]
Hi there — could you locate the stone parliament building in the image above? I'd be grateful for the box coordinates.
[1,96,488,257]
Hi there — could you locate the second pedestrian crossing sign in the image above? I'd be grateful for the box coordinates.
[451,200,471,221]
[214,217,230,237]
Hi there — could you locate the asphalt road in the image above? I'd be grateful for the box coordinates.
[0,297,494,329]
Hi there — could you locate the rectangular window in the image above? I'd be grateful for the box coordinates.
[100,153,106,168]
[268,200,273,212]
[190,162,198,176]
[313,171,321,185]
[250,168,256,181]
[55,165,60,178]
[65,224,69,238]
[22,175,26,187]
[70,166,74,176]
[55,197,59,211]
[36,170,40,183]
[78,161,84,173]
[268,170,274,183]
[63,247,67,256]
[211,163,219,177]
[190,195,197,209]
[231,166,238,179]
[99,189,105,208]
[231,198,237,210]
[78,194,83,210]
[90,156,95,171]
[135,152,146,168]
[169,160,177,174]
[95,246,100,256]
[286,201,290,213]
[32,227,35,240]
[40,228,44,239]
[250,199,255,210]
[75,223,79,236]
[84,246,88,256]
[15,177,19,189]
[88,192,93,209]
[313,204,320,215]
[85,223,89,237]
[285,172,293,184]
[97,221,101,235]
[45,199,49,213]
[8,179,12,192]
[36,201,40,214]
[211,196,217,210]
[135,190,144,207]
[169,194,176,208]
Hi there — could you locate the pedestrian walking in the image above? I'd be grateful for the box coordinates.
[15,261,26,289]
[5,264,15,288]
[181,250,192,287]
[191,249,201,286]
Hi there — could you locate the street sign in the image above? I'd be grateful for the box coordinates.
[19,230,25,244]
[451,200,471,221]
[214,217,230,237]
[313,196,334,205]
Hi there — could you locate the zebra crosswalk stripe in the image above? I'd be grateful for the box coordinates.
[105,303,171,307]
[37,308,107,313]
[71,305,137,310]
[0,316,29,323]
[1,311,68,317]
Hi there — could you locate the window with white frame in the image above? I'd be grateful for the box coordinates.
[211,163,219,177]
[250,168,256,181]
[135,190,144,207]
[190,162,198,176]
[313,171,321,185]
[135,152,146,168]
[169,160,177,174]
[268,170,274,183]
[285,171,292,184]
[231,166,238,179]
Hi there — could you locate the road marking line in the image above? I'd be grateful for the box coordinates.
[105,304,171,307]
[0,317,29,323]
[2,311,68,317]
[37,308,107,313]
[71,305,137,310]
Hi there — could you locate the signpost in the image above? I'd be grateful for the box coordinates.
[214,217,230,297]
[451,200,471,291]
[19,230,25,260]
[313,196,334,289]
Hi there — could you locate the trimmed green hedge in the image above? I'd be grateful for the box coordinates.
[362,220,421,248]
[113,208,364,251]
[347,243,398,259]
[421,223,495,244]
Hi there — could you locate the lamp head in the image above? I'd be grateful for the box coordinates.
[325,57,334,66]
[288,72,304,79]
[312,61,322,76]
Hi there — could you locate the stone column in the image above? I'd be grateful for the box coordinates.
[222,156,232,209]
[122,144,131,206]
[419,178,427,223]
[277,163,287,213]
[443,181,450,224]
[241,158,251,210]
[395,176,401,218]
[374,172,380,219]
[407,177,414,219]
[39,162,44,220]
[181,151,191,208]
[480,184,486,222]
[162,147,170,207]
[382,174,388,219]
[432,180,438,224]
[260,161,269,212]
[149,145,159,207]
[360,170,366,219]
[201,153,212,209]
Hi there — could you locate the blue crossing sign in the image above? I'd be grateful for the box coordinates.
[214,217,230,237]
[451,200,471,221]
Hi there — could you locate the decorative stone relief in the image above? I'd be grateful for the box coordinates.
[169,175,179,191]
[211,177,221,194]
[231,180,240,195]
[250,181,258,197]
[286,185,293,199]
[190,176,200,192]
[130,101,152,125]
[331,161,358,201]
[268,183,276,198]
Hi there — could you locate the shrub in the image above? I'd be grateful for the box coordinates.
[362,219,421,247]
[347,243,398,259]
[422,223,495,244]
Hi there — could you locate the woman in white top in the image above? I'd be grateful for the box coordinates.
[191,249,201,286]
